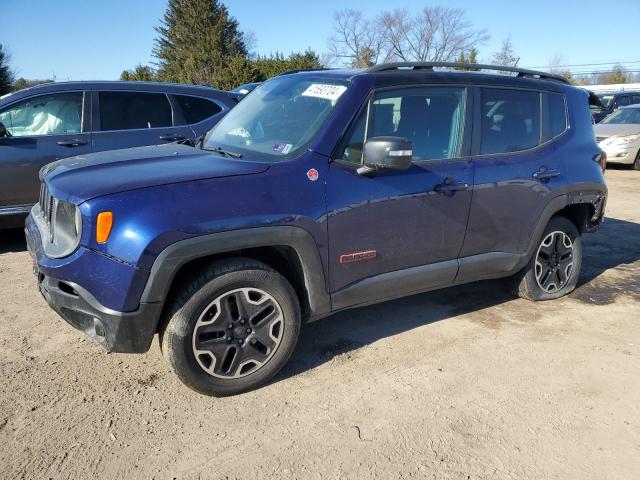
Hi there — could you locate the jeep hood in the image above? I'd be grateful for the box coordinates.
[42,143,270,204]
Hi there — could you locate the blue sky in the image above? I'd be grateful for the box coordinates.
[2,0,639,80]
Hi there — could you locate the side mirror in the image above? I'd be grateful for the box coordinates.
[0,122,7,138]
[357,136,413,176]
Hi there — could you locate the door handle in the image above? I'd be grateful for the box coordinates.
[159,134,186,142]
[434,178,469,194]
[56,139,88,147]
[532,167,560,181]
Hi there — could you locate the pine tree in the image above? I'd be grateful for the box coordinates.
[120,65,157,81]
[153,0,246,87]
[216,54,260,90]
[0,44,14,95]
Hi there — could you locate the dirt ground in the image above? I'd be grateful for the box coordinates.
[0,168,638,480]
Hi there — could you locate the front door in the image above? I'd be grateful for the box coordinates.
[0,91,91,208]
[91,91,194,153]
[326,86,473,305]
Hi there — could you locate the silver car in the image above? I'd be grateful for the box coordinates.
[595,105,640,170]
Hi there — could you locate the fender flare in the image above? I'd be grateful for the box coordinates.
[140,226,332,319]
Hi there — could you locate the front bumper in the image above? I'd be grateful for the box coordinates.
[34,270,162,353]
[26,213,162,353]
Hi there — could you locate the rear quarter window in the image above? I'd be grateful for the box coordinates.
[543,92,568,142]
[175,95,223,124]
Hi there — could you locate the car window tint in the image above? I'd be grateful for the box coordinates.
[618,96,630,107]
[175,95,222,124]
[543,92,567,142]
[631,95,640,106]
[479,88,540,155]
[336,107,367,163]
[99,92,172,131]
[0,92,83,137]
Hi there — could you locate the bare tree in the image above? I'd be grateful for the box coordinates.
[327,6,487,67]
[379,7,488,62]
[328,9,385,67]
[492,37,519,68]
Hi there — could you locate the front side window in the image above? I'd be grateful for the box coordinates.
[337,86,466,163]
[204,76,349,161]
[479,88,540,155]
[0,92,83,137]
[175,95,222,124]
[617,96,630,107]
[99,92,172,131]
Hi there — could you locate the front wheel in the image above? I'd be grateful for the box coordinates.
[511,216,582,301]
[160,258,301,396]
[633,150,640,170]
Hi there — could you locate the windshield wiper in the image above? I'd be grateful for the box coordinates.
[202,145,243,159]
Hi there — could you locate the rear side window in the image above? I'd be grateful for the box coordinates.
[479,88,540,155]
[175,95,222,124]
[543,93,567,142]
[99,92,172,131]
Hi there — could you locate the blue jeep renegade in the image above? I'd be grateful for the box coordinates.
[26,63,607,396]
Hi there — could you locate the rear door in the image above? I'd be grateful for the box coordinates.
[0,91,91,208]
[458,87,568,282]
[91,91,194,152]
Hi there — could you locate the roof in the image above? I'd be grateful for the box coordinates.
[0,80,235,107]
[282,66,571,93]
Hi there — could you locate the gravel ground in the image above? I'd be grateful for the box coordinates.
[0,168,638,480]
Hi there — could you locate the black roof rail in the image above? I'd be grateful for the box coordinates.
[275,68,336,76]
[366,62,570,84]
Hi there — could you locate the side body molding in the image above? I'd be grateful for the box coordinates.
[140,226,332,319]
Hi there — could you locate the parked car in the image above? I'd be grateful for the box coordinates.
[595,104,640,169]
[590,91,640,123]
[26,63,607,396]
[0,81,239,228]
[230,82,261,95]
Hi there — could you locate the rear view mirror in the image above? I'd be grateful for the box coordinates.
[358,136,413,176]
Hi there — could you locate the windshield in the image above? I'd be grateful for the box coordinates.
[597,94,615,109]
[602,107,640,124]
[204,76,349,161]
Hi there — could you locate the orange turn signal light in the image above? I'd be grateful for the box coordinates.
[96,212,114,244]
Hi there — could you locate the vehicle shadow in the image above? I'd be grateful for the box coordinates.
[0,228,27,254]
[278,216,640,382]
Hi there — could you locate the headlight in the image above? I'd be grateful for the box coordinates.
[42,199,82,258]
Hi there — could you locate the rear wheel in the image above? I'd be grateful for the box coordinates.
[512,216,582,301]
[160,258,301,396]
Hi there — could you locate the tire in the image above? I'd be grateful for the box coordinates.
[160,257,301,396]
[511,216,582,301]
[633,150,640,170]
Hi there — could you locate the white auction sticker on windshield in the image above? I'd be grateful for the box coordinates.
[301,84,347,101]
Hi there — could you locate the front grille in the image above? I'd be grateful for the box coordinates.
[39,183,54,228]
[596,136,607,143]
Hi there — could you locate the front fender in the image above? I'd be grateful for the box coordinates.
[140,226,332,319]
